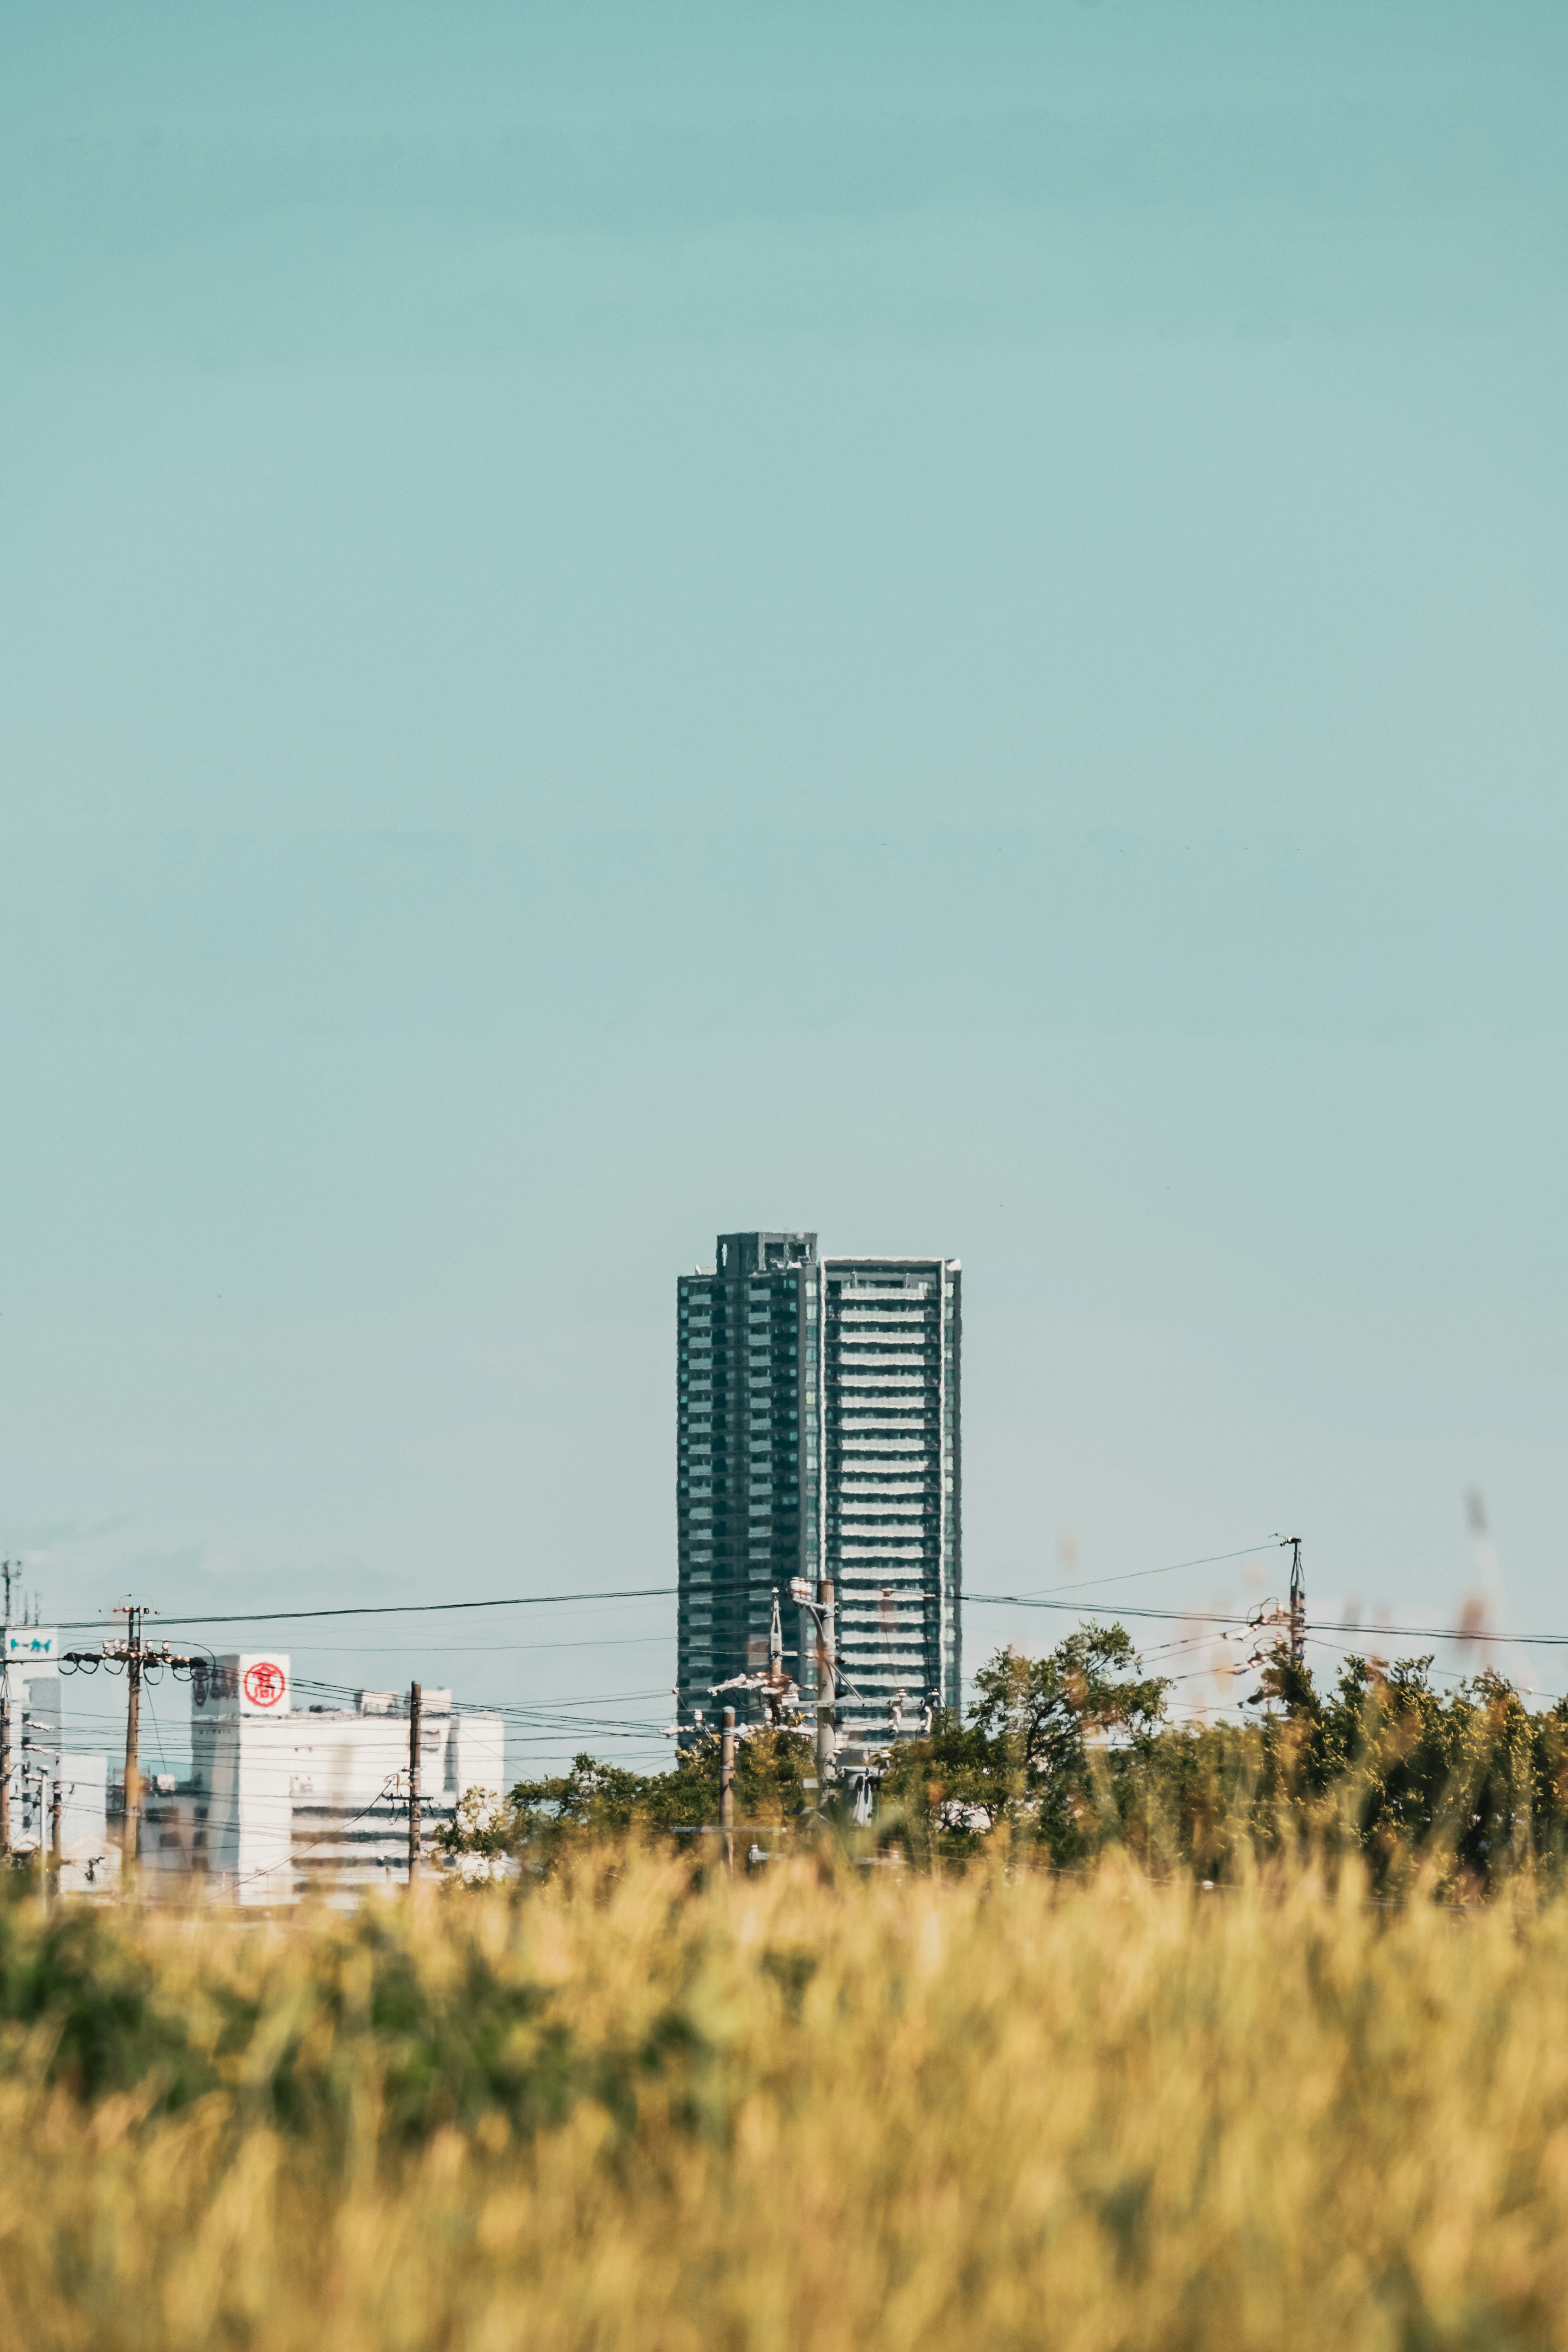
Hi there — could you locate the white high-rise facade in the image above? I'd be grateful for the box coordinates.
[817,1254,962,1744]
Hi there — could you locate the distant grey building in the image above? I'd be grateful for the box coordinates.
[676,1231,962,1746]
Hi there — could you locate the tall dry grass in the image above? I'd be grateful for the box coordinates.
[3,1851,1567,2350]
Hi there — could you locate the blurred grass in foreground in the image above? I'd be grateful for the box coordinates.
[4,1851,1568,2350]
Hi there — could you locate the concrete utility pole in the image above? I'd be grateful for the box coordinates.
[719,1705,736,1875]
[37,1772,57,1916]
[815,1578,836,1800]
[61,1610,201,1888]
[0,1558,14,1864]
[1286,1538,1306,1669]
[122,1603,144,1878]
[407,1682,423,1886]
[797,1587,815,1730]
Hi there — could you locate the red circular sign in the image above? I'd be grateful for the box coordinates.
[243,1660,287,1708]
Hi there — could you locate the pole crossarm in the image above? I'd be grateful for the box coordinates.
[60,1642,203,1671]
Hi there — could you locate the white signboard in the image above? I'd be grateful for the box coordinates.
[5,1627,58,1663]
[192,1652,292,1715]
[237,1654,290,1714]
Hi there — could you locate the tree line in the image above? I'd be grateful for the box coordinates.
[444,1626,1568,1894]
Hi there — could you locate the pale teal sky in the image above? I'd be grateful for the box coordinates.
[2,3,1565,1773]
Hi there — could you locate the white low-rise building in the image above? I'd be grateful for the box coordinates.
[143,1653,505,1904]
[4,1653,114,1891]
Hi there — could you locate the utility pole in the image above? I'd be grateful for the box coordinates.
[37,1771,53,1916]
[407,1682,423,1886]
[50,1775,63,1877]
[815,1578,836,1803]
[0,1558,14,1866]
[61,1609,201,1890]
[797,1584,815,1733]
[1286,1538,1306,1669]
[719,1705,736,1875]
[760,1588,799,1729]
[122,1603,143,1879]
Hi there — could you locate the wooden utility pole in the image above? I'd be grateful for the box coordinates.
[719,1705,736,1875]
[407,1682,423,1886]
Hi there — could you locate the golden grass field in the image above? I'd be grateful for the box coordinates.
[3,1850,1566,2350]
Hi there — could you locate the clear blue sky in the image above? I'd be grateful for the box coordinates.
[2,2,1565,1775]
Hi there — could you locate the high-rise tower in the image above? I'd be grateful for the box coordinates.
[818,1252,962,1743]
[675,1232,818,1737]
[675,1232,962,1744]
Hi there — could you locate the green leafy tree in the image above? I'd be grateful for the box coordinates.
[1238,1646,1568,1892]
[440,1728,817,1873]
[883,1625,1170,1865]
[441,1628,1568,1894]
[630,1725,814,1836]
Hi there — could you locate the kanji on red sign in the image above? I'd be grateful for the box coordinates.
[243,1660,286,1708]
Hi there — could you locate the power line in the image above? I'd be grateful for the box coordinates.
[38,1561,1218,1639]
[965,1591,1568,1648]
[48,1570,936,1638]
[50,1584,681,1633]
[283,1634,676,1657]
[45,1577,1568,1650]
[291,1673,668,1721]
[291,1675,670,1711]
[287,1673,670,1742]
[985,1541,1276,1605]
[967,1594,1271,1626]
